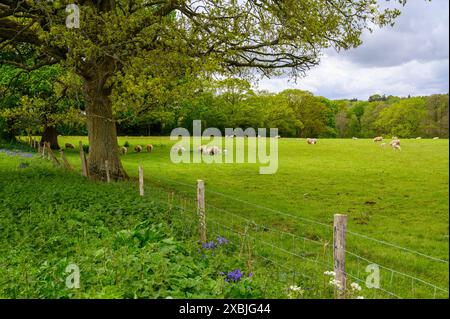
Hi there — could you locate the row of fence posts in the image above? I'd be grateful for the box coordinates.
[138,173,348,298]
[30,137,349,298]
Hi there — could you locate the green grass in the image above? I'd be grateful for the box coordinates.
[0,145,291,299]
[4,136,450,298]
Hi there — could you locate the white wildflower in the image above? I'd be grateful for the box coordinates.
[324,271,336,277]
[329,279,342,289]
[351,282,362,291]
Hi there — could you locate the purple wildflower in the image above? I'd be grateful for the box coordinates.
[248,272,253,277]
[225,269,243,282]
[201,240,216,249]
[216,236,229,246]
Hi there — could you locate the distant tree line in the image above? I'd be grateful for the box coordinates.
[1,70,448,141]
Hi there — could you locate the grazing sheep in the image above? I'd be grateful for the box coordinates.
[352,137,358,140]
[134,145,143,153]
[390,139,401,151]
[119,146,128,155]
[146,144,154,152]
[208,146,221,155]
[306,138,317,145]
[373,136,383,142]
[65,143,75,149]
[433,137,440,140]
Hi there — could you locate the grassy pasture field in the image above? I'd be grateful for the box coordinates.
[2,137,449,298]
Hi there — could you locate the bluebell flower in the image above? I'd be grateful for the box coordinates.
[216,236,229,246]
[225,269,243,282]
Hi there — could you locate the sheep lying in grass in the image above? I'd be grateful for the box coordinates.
[306,138,317,145]
[146,144,153,152]
[65,143,75,149]
[433,137,440,140]
[373,136,383,142]
[352,137,358,140]
[134,145,142,153]
[119,146,128,155]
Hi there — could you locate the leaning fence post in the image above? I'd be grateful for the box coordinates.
[79,141,88,177]
[333,214,348,299]
[105,160,110,183]
[138,165,144,196]
[60,149,72,170]
[197,179,206,243]
[45,142,60,166]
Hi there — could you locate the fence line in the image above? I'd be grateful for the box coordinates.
[146,175,448,265]
[28,144,448,299]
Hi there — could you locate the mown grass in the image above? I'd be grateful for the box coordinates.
[5,136,450,298]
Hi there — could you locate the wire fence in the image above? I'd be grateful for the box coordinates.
[27,140,449,299]
[138,175,449,299]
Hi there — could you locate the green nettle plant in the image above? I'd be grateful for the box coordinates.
[0,0,406,180]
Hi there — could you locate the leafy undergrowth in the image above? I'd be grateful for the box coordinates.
[0,143,286,298]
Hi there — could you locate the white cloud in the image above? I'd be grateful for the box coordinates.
[256,0,449,100]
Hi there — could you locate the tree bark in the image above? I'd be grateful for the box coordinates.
[40,126,60,149]
[83,69,128,181]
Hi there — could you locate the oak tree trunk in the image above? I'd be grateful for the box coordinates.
[84,69,128,181]
[40,126,60,149]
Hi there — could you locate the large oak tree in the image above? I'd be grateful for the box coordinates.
[0,0,406,180]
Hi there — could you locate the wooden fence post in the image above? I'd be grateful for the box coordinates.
[197,180,206,243]
[44,142,60,166]
[138,165,144,196]
[105,160,110,183]
[333,214,348,299]
[79,141,88,177]
[60,149,72,170]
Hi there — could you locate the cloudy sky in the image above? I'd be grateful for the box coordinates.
[257,0,449,100]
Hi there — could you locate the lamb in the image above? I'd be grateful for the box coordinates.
[65,143,75,149]
[146,144,153,152]
[373,136,383,142]
[306,138,317,145]
[134,145,143,153]
[119,146,128,155]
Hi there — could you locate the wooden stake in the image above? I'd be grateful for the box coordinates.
[197,180,206,243]
[60,149,72,170]
[79,141,88,177]
[105,160,110,183]
[138,166,144,196]
[45,142,60,166]
[333,214,347,299]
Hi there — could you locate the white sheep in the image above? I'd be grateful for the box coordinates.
[306,138,317,145]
